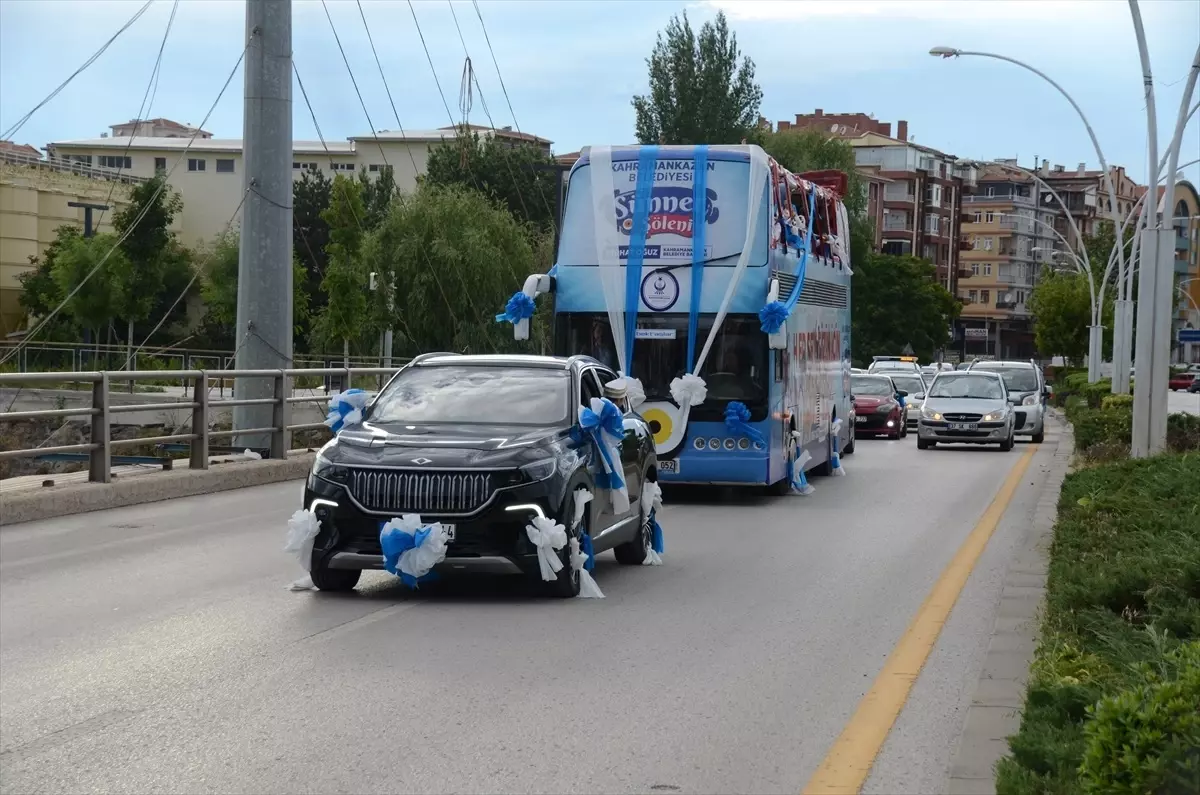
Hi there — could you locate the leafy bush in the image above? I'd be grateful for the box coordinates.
[1100,394,1134,410]
[1167,413,1200,453]
[1079,642,1200,795]
[995,454,1200,795]
[1067,403,1200,459]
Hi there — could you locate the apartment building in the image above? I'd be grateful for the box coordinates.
[846,131,976,286]
[44,120,552,246]
[1038,160,1140,248]
[1148,180,1200,363]
[957,163,1060,359]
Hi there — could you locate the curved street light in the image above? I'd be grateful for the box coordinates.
[930,45,1133,384]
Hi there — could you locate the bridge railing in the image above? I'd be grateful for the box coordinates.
[0,367,398,484]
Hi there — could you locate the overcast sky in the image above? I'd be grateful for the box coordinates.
[1,0,1197,186]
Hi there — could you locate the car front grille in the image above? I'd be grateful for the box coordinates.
[942,413,983,423]
[347,469,495,515]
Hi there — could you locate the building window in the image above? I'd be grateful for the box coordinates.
[925,213,940,234]
[216,159,235,173]
[154,157,167,172]
[368,164,381,172]
[980,289,990,304]
[69,154,93,166]
[986,186,996,197]
[98,155,132,169]
[922,243,937,261]
[968,290,978,303]
[985,211,995,223]
[983,237,994,251]
[973,211,982,223]
[292,162,301,170]
[188,158,206,172]
[984,263,993,276]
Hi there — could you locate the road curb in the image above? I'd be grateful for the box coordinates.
[0,453,315,527]
[944,411,1073,795]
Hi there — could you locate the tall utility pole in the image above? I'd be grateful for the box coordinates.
[235,0,293,453]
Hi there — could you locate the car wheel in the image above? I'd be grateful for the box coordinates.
[999,432,1014,452]
[309,553,362,592]
[1031,428,1045,444]
[544,492,584,598]
[917,437,931,450]
[888,425,901,440]
[614,490,651,565]
[844,432,856,455]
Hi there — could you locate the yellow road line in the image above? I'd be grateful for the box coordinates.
[802,443,1038,795]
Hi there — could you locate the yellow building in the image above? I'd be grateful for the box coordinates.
[0,152,143,337]
[45,121,552,248]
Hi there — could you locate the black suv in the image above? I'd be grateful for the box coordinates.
[304,353,658,596]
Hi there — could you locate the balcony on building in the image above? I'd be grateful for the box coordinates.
[882,212,913,232]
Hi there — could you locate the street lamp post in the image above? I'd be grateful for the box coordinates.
[930,46,1134,392]
[1127,1,1200,456]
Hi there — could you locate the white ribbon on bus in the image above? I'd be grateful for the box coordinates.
[586,144,770,426]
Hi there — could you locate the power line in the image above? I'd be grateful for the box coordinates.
[319,0,390,173]
[96,0,182,231]
[407,0,458,126]
[1,0,155,140]
[354,0,421,180]
[1,38,253,367]
[470,0,526,140]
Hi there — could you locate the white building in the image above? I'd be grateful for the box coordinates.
[44,122,552,246]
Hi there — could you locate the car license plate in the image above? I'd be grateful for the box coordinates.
[658,459,678,474]
[949,422,978,431]
[855,415,866,424]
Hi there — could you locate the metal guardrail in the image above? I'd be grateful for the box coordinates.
[0,367,396,484]
[0,149,151,185]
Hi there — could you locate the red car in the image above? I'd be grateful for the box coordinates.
[851,374,908,440]
[1169,372,1198,391]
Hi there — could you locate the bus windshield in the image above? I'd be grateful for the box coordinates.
[560,313,768,414]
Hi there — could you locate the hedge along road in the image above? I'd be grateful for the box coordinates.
[0,436,1041,794]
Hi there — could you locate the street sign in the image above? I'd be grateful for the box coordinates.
[1179,329,1200,343]
[964,328,989,340]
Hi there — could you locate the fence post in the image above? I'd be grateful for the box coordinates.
[88,372,111,483]
[270,370,289,460]
[191,371,209,470]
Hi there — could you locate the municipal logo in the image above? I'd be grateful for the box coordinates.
[640,270,680,312]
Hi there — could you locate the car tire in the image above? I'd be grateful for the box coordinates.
[917,437,932,450]
[309,554,362,592]
[888,425,901,440]
[999,432,1014,452]
[614,492,651,565]
[844,432,856,455]
[1031,428,1045,444]
[545,487,588,597]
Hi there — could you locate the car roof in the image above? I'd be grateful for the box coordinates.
[969,360,1037,370]
[413,353,601,371]
[934,369,1004,380]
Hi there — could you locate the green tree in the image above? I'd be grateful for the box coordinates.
[364,184,539,356]
[851,253,960,365]
[293,167,333,340]
[358,164,396,230]
[199,232,310,350]
[1029,269,1113,365]
[50,233,127,341]
[15,226,83,343]
[632,10,763,145]
[423,128,559,229]
[312,175,369,364]
[110,175,184,360]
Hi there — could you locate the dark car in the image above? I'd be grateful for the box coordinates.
[851,374,908,439]
[304,353,658,597]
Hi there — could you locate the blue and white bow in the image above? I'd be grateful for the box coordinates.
[579,397,629,513]
[379,514,449,587]
[495,290,536,326]
[724,401,766,446]
[325,388,371,434]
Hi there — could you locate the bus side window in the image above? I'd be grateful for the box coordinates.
[775,350,785,383]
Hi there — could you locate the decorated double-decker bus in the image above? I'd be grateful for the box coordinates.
[500,144,853,492]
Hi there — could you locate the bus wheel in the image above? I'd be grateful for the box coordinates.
[812,431,835,477]
[768,424,797,495]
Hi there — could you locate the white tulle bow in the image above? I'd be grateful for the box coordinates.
[669,373,708,408]
[526,515,568,581]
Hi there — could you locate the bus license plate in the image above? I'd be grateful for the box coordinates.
[949,422,977,431]
[658,459,678,474]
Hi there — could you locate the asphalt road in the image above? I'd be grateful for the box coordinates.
[0,430,1053,795]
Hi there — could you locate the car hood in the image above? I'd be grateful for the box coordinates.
[923,397,1008,415]
[854,396,891,409]
[325,422,569,468]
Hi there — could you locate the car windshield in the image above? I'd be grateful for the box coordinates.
[928,374,1005,400]
[975,367,1040,392]
[369,365,571,426]
[872,362,915,372]
[889,375,926,396]
[852,376,895,396]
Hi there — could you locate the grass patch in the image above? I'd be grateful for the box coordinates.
[995,453,1200,795]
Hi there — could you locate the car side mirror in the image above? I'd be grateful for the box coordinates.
[896,390,908,398]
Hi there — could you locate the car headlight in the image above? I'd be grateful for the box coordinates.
[312,450,350,483]
[983,409,1009,422]
[921,406,943,421]
[1022,393,1039,406]
[520,458,557,482]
